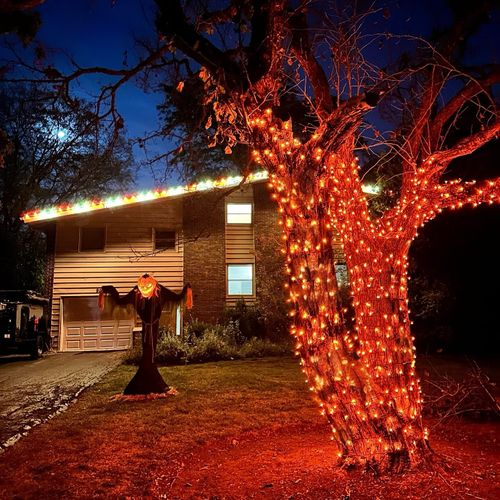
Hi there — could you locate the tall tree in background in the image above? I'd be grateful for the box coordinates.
[8,0,498,471]
[0,0,44,169]
[0,84,133,290]
[0,0,43,44]
[154,78,246,181]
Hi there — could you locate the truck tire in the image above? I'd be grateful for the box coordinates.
[30,335,44,359]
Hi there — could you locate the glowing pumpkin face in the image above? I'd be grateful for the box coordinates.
[137,274,158,298]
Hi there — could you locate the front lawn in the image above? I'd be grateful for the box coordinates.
[0,357,498,499]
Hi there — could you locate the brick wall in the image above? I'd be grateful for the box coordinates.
[252,183,286,304]
[183,191,227,323]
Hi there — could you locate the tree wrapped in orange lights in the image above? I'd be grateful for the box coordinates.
[155,0,498,471]
[30,0,498,471]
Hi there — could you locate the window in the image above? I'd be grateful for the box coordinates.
[227,264,253,295]
[80,227,105,252]
[20,306,29,333]
[154,229,176,251]
[226,203,252,224]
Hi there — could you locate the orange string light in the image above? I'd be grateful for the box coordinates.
[247,108,500,469]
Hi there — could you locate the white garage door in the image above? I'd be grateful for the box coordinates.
[62,296,134,352]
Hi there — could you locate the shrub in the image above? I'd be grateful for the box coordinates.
[219,319,246,345]
[422,365,500,422]
[156,333,190,364]
[123,344,142,365]
[183,319,213,344]
[222,300,265,340]
[187,328,238,363]
[123,322,292,366]
[239,337,291,358]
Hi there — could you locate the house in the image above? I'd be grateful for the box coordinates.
[22,172,282,352]
[23,170,377,352]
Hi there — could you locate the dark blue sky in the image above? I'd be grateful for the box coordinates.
[35,0,158,132]
[33,0,170,188]
[3,0,498,189]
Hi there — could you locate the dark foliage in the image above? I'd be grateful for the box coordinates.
[123,323,291,365]
[0,0,42,45]
[409,204,500,355]
[156,78,246,181]
[0,83,134,291]
[222,300,266,341]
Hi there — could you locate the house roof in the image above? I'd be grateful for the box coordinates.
[21,171,270,224]
[21,170,380,224]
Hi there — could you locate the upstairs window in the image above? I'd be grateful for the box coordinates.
[79,227,106,252]
[227,264,253,295]
[154,229,177,251]
[226,203,252,224]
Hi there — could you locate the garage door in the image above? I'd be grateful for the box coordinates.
[62,296,135,351]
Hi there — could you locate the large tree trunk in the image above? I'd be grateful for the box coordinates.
[266,145,431,471]
[343,243,430,469]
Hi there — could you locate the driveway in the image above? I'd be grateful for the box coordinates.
[0,351,123,450]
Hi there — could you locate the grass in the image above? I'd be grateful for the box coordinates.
[0,355,498,499]
[96,357,317,444]
[0,357,321,498]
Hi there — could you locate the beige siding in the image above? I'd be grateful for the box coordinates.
[52,198,184,348]
[225,186,256,306]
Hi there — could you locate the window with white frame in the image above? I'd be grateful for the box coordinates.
[227,264,254,295]
[226,203,252,224]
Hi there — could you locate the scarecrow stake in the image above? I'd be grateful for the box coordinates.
[98,274,192,395]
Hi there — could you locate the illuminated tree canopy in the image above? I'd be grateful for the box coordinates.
[7,0,499,471]
[151,0,499,471]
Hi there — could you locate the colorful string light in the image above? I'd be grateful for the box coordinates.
[21,172,268,223]
[21,170,384,224]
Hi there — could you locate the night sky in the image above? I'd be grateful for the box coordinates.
[3,0,169,187]
[36,0,167,186]
[3,0,497,188]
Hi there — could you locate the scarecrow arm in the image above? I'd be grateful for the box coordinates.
[159,283,193,309]
[98,285,136,309]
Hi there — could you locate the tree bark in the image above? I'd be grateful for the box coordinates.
[262,134,431,470]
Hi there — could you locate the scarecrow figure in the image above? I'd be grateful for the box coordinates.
[98,274,192,395]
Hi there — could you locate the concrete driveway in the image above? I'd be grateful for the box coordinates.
[0,351,123,451]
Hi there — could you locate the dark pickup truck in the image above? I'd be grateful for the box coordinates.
[0,290,50,359]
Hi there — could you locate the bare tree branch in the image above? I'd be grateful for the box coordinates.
[426,119,500,166]
[289,7,334,117]
[430,68,500,144]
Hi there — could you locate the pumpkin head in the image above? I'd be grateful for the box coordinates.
[137,273,158,298]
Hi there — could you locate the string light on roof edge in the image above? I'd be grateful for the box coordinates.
[21,169,389,223]
[21,171,270,223]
